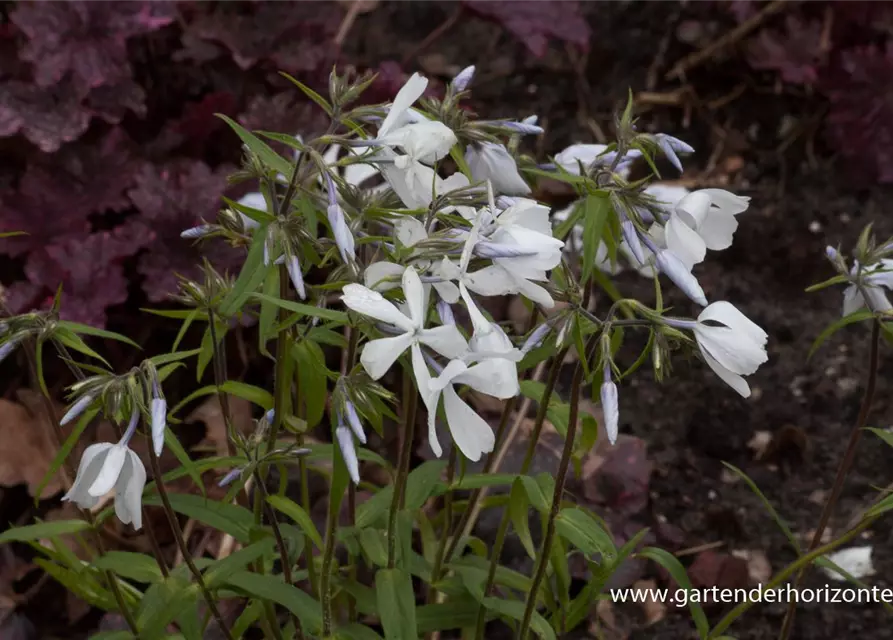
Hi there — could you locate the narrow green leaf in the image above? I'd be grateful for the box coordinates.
[148,348,202,366]
[376,568,418,640]
[253,292,349,323]
[805,274,851,292]
[93,551,165,583]
[293,339,328,427]
[219,230,269,317]
[404,460,447,510]
[638,547,709,639]
[482,597,556,640]
[204,538,277,588]
[581,194,610,284]
[0,519,91,544]
[279,72,333,116]
[57,321,141,349]
[54,329,110,366]
[224,570,323,632]
[509,479,536,559]
[217,114,293,178]
[164,429,206,498]
[142,493,253,543]
[555,507,616,557]
[259,266,280,353]
[335,623,384,640]
[35,559,116,611]
[808,310,875,359]
[267,495,324,549]
[137,570,200,639]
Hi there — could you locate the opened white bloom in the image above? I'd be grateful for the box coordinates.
[842,259,893,316]
[554,143,642,177]
[466,142,531,195]
[62,409,146,529]
[679,302,768,398]
[662,189,750,270]
[342,266,468,395]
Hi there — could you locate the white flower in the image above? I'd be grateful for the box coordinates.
[664,189,750,270]
[554,143,642,177]
[62,415,146,530]
[822,546,875,581]
[336,425,360,485]
[843,259,893,316]
[150,397,166,457]
[692,302,768,398]
[341,267,468,395]
[466,142,531,195]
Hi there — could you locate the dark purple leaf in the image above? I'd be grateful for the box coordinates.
[0,75,91,152]
[240,92,328,140]
[821,44,893,184]
[126,160,242,301]
[10,1,175,89]
[464,0,590,58]
[88,78,148,123]
[746,17,823,85]
[186,3,340,71]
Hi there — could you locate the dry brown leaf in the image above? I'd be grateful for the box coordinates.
[746,430,772,459]
[0,397,64,498]
[632,579,666,626]
[731,549,772,584]
[186,394,254,457]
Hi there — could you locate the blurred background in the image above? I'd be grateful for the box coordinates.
[1,2,893,638]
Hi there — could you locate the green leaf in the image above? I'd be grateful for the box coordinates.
[555,507,616,557]
[335,623,384,640]
[581,194,611,284]
[721,462,801,555]
[253,292,349,324]
[35,558,117,611]
[279,72,334,116]
[404,460,447,510]
[204,538,277,588]
[57,321,141,349]
[217,114,293,178]
[808,310,875,359]
[231,599,264,637]
[164,429,206,498]
[267,495,324,550]
[866,426,893,449]
[805,274,851,292]
[0,519,91,544]
[481,597,556,640]
[509,479,537,559]
[170,381,273,417]
[148,348,202,367]
[137,570,200,639]
[293,339,329,428]
[258,266,280,353]
[224,570,323,633]
[142,493,253,543]
[416,599,481,633]
[553,200,584,241]
[521,475,552,513]
[54,329,110,366]
[219,230,269,317]
[376,568,418,640]
[638,547,709,639]
[93,551,165,583]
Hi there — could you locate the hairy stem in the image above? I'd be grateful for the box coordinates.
[147,445,235,640]
[517,357,586,639]
[388,370,419,569]
[473,350,567,639]
[778,319,881,640]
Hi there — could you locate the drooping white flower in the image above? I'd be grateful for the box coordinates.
[663,189,751,270]
[341,266,468,395]
[62,408,146,530]
[466,142,531,195]
[842,259,893,316]
[689,301,768,398]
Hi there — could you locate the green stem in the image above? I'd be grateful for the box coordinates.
[778,318,881,640]
[320,480,341,636]
[147,445,235,640]
[473,350,567,639]
[388,370,419,569]
[428,447,457,602]
[712,517,877,639]
[517,356,586,639]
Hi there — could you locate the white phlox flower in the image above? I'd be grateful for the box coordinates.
[662,189,750,270]
[341,266,468,395]
[466,141,531,195]
[62,408,147,530]
[688,301,768,398]
[842,259,893,316]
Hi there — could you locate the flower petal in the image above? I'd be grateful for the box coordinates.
[699,188,750,215]
[698,301,768,348]
[411,343,434,411]
[379,72,428,137]
[88,444,127,497]
[115,450,146,529]
[443,384,495,462]
[418,324,469,360]
[62,443,112,509]
[665,213,706,270]
[453,359,519,399]
[342,283,415,332]
[699,211,739,251]
[402,267,426,328]
[364,261,404,291]
[701,347,751,398]
[360,332,415,380]
[395,216,428,248]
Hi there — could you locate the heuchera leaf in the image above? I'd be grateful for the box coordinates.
[0,75,91,152]
[10,1,175,89]
[463,0,591,58]
[821,44,893,184]
[746,16,823,85]
[126,160,243,301]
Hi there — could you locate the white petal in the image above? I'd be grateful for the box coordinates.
[701,348,751,398]
[430,359,469,392]
[379,157,437,209]
[822,546,875,581]
[427,387,444,458]
[674,191,711,229]
[453,359,519,399]
[655,250,707,306]
[411,343,435,411]
[443,384,495,462]
[699,188,750,215]
[62,443,113,509]
[364,262,404,291]
[554,144,608,175]
[418,324,469,360]
[498,199,554,236]
[115,450,146,529]
[399,121,457,164]
[698,302,768,348]
[360,333,415,380]
[644,183,689,211]
[665,214,706,269]
[402,267,426,328]
[432,280,460,304]
[864,285,892,313]
[395,216,428,248]
[379,72,428,137]
[342,283,415,332]
[463,265,518,298]
[842,285,864,317]
[699,211,739,251]
[695,323,767,376]
[88,444,127,497]
[467,142,531,196]
[459,282,494,335]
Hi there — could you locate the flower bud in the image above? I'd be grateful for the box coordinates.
[181,225,215,240]
[343,401,367,444]
[654,134,694,173]
[521,323,551,354]
[61,393,95,426]
[336,425,360,485]
[655,250,707,306]
[600,379,619,445]
[218,467,243,488]
[621,219,646,265]
[451,65,475,92]
[286,255,307,300]
[151,397,167,457]
[437,300,455,325]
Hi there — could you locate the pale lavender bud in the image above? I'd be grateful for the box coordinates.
[521,323,551,354]
[218,467,243,488]
[825,246,839,261]
[663,317,698,330]
[621,219,646,265]
[492,120,544,136]
[375,322,406,335]
[181,225,214,239]
[0,337,21,364]
[60,393,94,426]
[654,250,707,306]
[343,401,367,444]
[120,405,140,447]
[437,300,455,325]
[151,397,167,457]
[452,65,475,92]
[423,352,444,375]
[286,255,307,300]
[336,425,360,485]
[473,241,539,259]
[496,196,518,209]
[654,134,694,173]
[600,377,619,446]
[265,408,275,424]
[523,115,538,126]
[263,236,271,267]
[274,254,286,265]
